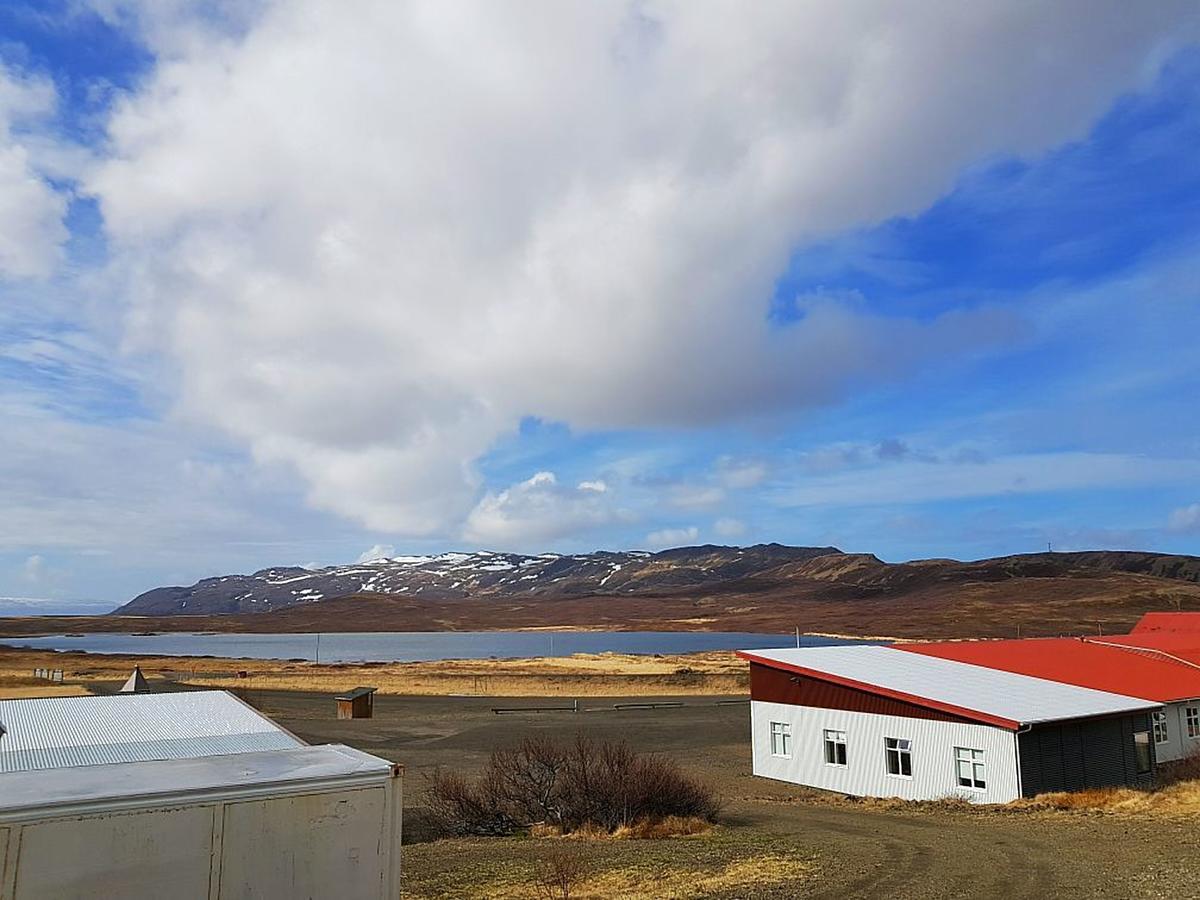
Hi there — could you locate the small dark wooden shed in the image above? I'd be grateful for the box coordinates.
[335,686,378,719]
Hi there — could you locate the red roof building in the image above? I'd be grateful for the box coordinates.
[898,637,1200,703]
[899,635,1200,763]
[1131,612,1200,634]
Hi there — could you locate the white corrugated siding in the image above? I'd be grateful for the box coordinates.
[750,700,1021,803]
[1155,700,1200,763]
[745,646,1160,725]
[0,691,302,774]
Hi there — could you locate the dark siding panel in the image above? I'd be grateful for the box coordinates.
[1018,712,1157,797]
[749,663,976,724]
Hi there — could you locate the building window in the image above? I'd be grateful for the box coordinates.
[954,747,986,790]
[823,729,847,766]
[885,737,912,777]
[769,721,791,758]
[1188,707,1200,739]
[1153,710,1169,744]
[1134,731,1152,774]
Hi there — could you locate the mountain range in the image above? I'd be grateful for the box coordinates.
[91,544,1200,640]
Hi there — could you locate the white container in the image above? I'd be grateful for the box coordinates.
[0,744,402,900]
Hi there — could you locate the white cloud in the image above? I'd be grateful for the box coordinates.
[645,525,699,549]
[465,471,621,545]
[355,544,396,563]
[715,457,769,490]
[0,65,71,280]
[713,517,747,539]
[667,484,726,509]
[22,554,46,583]
[771,452,1200,509]
[84,2,1195,535]
[1169,504,1200,534]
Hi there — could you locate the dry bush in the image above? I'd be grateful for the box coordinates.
[423,733,721,837]
[422,767,519,836]
[1159,745,1200,785]
[532,843,588,900]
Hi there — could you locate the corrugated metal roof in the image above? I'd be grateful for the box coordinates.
[898,636,1200,702]
[739,645,1160,729]
[335,686,378,701]
[0,744,393,819]
[0,691,303,774]
[1132,612,1200,634]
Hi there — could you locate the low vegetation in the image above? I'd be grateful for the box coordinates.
[423,735,721,838]
[403,831,816,900]
[1013,753,1200,817]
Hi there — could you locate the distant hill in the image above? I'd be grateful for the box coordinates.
[114,544,839,615]
[86,545,1200,640]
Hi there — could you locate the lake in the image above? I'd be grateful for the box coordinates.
[0,631,865,663]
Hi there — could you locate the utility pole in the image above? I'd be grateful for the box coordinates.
[315,632,321,665]
[795,626,801,649]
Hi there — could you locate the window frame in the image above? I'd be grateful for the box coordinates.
[1153,709,1169,744]
[769,720,792,758]
[1134,731,1152,774]
[954,746,986,791]
[1187,706,1200,740]
[884,737,912,778]
[823,728,848,767]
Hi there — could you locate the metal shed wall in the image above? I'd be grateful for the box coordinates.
[0,746,401,900]
[1017,711,1156,797]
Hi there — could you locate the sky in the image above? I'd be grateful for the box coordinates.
[1,1,1199,611]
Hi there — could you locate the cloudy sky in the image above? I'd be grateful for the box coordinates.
[2,1,1199,610]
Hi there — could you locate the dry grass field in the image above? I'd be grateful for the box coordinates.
[0,646,747,699]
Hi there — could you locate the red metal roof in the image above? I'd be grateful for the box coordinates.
[1088,633,1200,667]
[898,636,1200,703]
[1131,612,1200,634]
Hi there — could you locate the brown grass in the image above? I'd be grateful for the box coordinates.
[611,815,712,839]
[1013,779,1200,817]
[532,816,712,840]
[0,647,747,697]
[537,853,813,900]
[0,677,90,699]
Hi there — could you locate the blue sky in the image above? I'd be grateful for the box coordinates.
[0,3,1198,610]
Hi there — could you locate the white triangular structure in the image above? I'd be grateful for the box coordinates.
[118,666,150,694]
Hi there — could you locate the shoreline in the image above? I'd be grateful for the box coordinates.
[0,645,750,698]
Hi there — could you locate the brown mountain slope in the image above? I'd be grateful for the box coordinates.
[3,549,1200,639]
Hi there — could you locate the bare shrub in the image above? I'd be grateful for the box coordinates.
[532,842,588,899]
[422,767,518,836]
[423,733,720,837]
[1159,745,1200,786]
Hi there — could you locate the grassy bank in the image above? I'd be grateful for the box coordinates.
[0,646,748,698]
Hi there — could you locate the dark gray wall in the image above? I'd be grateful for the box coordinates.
[1018,711,1156,797]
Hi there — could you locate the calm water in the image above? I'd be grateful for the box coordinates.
[0,631,863,663]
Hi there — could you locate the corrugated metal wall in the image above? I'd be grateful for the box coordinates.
[1017,711,1156,796]
[749,663,978,724]
[750,700,1021,803]
[1153,701,1198,763]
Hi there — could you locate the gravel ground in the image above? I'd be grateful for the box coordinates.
[244,690,1200,899]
